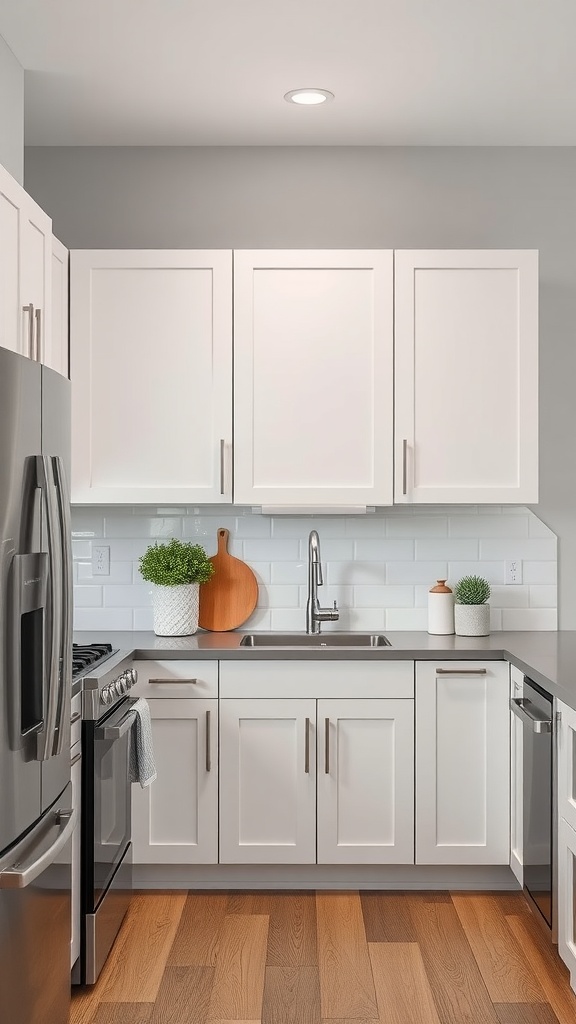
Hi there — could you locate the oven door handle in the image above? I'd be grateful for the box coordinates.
[510,697,552,733]
[99,710,136,741]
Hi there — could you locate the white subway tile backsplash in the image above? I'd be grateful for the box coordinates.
[73,607,133,631]
[386,562,448,585]
[523,561,557,584]
[354,585,414,608]
[355,539,414,561]
[449,515,529,539]
[387,516,448,538]
[74,586,103,607]
[502,608,558,631]
[479,538,557,561]
[415,539,479,561]
[243,539,300,562]
[71,506,558,633]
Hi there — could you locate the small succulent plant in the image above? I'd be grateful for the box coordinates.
[139,539,215,586]
[454,575,491,605]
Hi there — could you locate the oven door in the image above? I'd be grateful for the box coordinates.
[91,698,136,909]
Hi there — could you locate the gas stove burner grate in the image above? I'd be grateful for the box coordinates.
[72,642,116,678]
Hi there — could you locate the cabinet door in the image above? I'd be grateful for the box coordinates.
[395,250,538,504]
[70,250,232,503]
[416,661,510,864]
[48,236,69,377]
[558,700,576,834]
[219,698,316,864]
[510,665,524,885]
[131,698,218,864]
[558,818,576,990]
[317,698,414,864]
[0,163,51,361]
[234,250,393,507]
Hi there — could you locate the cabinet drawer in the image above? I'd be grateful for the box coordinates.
[70,693,82,747]
[220,660,413,699]
[132,660,218,699]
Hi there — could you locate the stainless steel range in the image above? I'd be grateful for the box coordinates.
[77,649,139,984]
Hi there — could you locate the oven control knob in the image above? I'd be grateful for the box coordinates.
[100,686,112,705]
[121,672,131,692]
[114,678,125,697]
[130,668,138,687]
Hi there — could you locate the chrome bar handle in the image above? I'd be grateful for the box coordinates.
[0,807,77,889]
[22,303,34,359]
[436,668,487,675]
[53,457,72,755]
[100,711,136,740]
[220,439,225,495]
[36,456,63,761]
[510,697,552,734]
[205,709,211,772]
[304,717,310,774]
[324,718,330,774]
[148,678,197,685]
[35,307,42,362]
[402,439,408,496]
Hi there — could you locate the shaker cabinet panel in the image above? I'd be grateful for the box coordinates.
[416,660,510,864]
[131,698,218,864]
[70,249,232,503]
[0,161,52,364]
[510,665,524,886]
[48,236,69,378]
[317,698,414,864]
[395,249,538,504]
[219,698,317,864]
[233,250,394,507]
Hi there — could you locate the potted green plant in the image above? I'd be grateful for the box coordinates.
[139,539,215,636]
[454,575,491,637]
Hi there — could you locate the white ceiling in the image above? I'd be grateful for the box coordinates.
[1,0,576,146]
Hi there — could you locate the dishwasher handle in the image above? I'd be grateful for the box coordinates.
[510,697,552,734]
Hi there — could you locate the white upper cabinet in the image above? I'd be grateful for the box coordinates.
[70,250,232,504]
[0,162,52,363]
[233,250,394,507]
[48,236,69,378]
[394,250,538,504]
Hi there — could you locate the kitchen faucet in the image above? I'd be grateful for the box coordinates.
[306,530,339,634]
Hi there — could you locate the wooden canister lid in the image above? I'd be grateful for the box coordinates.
[430,579,452,593]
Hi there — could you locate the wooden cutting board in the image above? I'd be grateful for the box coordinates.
[198,527,258,632]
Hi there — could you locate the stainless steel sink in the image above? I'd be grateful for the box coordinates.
[239,633,392,648]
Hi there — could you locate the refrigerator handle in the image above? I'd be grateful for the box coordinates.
[35,456,63,762]
[52,456,72,756]
[0,806,77,889]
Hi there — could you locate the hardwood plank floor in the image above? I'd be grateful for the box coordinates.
[71,890,576,1024]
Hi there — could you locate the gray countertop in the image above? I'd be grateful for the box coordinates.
[73,629,576,710]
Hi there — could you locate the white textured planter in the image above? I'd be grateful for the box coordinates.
[454,603,490,637]
[152,583,199,636]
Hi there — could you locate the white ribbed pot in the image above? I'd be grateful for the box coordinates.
[152,583,200,636]
[454,603,490,637]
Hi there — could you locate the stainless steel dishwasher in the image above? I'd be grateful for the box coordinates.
[510,676,555,935]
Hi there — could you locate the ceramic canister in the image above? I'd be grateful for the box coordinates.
[427,579,455,635]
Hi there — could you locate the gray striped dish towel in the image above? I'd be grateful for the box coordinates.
[128,697,157,788]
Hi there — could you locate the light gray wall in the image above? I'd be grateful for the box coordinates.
[0,34,23,182]
[24,146,576,627]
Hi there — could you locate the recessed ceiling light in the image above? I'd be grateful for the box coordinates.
[284,89,334,106]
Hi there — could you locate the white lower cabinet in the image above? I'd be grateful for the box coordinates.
[219,698,317,864]
[416,661,510,865]
[510,665,524,885]
[317,698,414,865]
[218,661,415,865]
[558,818,576,987]
[131,698,218,864]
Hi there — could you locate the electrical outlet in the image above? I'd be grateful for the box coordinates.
[505,559,522,585]
[92,545,110,576]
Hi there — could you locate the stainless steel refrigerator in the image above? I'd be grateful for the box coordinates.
[0,347,74,1024]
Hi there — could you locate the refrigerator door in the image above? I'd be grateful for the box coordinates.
[0,348,43,853]
[40,366,72,811]
[0,781,75,1024]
